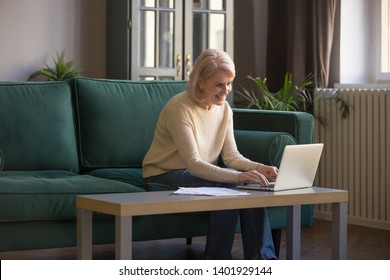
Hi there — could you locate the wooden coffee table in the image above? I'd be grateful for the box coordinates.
[76,187,348,260]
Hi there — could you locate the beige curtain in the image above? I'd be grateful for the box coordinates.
[266,0,340,89]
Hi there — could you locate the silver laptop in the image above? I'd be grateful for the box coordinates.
[237,143,324,191]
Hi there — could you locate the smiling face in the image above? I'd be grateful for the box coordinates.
[197,69,235,110]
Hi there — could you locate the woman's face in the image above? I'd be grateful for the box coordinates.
[198,69,235,110]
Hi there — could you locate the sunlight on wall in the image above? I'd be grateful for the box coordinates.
[0,0,80,81]
[0,0,106,81]
[340,0,372,84]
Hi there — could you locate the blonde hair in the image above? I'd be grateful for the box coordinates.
[186,49,235,102]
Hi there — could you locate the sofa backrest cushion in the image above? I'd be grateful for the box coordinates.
[0,149,3,171]
[0,82,79,172]
[73,78,187,170]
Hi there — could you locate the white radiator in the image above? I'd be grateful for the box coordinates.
[314,88,390,230]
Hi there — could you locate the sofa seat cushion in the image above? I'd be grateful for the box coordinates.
[0,170,144,222]
[85,168,144,185]
[0,82,79,172]
[85,168,177,191]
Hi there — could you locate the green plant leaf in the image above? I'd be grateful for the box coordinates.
[28,50,82,81]
[235,72,352,123]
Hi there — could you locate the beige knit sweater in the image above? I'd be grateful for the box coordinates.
[142,91,259,183]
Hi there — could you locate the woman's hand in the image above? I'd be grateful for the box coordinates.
[238,170,270,186]
[256,164,279,181]
[238,164,278,186]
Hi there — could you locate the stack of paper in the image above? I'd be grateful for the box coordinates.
[173,187,250,196]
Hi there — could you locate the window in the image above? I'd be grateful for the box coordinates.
[340,0,390,84]
[377,0,390,81]
[381,0,390,73]
[106,0,233,81]
[340,0,372,84]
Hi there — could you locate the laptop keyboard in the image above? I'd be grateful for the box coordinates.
[237,182,275,191]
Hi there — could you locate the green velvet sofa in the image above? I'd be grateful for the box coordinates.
[0,78,314,255]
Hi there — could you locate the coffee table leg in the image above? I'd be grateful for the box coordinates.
[77,208,93,260]
[286,205,301,259]
[115,216,133,260]
[332,202,348,259]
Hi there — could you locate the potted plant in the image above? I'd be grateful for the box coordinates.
[236,72,351,122]
[28,50,82,81]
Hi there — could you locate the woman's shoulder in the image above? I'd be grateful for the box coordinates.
[161,91,194,116]
[165,91,194,109]
[168,91,189,103]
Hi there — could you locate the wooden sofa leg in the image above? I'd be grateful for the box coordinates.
[186,237,193,245]
[271,229,281,259]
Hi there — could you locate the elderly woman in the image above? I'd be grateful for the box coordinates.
[143,49,277,260]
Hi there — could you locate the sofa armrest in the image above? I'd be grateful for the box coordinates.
[233,110,316,232]
[232,109,314,144]
[234,130,297,166]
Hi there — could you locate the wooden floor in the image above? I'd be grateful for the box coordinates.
[1,219,389,260]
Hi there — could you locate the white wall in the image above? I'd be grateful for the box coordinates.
[0,0,106,81]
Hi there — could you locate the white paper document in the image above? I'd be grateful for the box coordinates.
[173,187,250,196]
